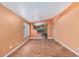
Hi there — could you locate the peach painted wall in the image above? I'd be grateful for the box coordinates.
[55,3,79,53]
[0,4,23,56]
[29,23,38,38]
[53,2,79,23]
[46,19,53,38]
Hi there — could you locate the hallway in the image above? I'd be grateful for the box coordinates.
[0,2,79,57]
[9,39,77,57]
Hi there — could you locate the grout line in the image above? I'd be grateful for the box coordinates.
[4,37,30,57]
[55,39,79,56]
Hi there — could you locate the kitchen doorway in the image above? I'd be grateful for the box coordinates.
[33,22,48,39]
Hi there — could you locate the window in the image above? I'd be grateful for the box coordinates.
[23,23,29,38]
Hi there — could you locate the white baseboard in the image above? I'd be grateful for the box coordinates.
[4,37,29,57]
[29,37,54,39]
[48,37,54,39]
[55,39,79,56]
[29,37,43,39]
[4,37,78,57]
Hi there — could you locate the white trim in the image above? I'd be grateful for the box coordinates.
[48,37,54,39]
[4,37,29,57]
[29,37,54,39]
[55,39,79,56]
[29,37,43,39]
[4,36,79,57]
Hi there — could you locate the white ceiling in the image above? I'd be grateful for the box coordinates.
[1,2,72,22]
